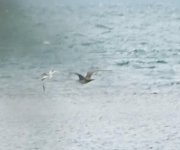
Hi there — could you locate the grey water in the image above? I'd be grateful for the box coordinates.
[1,0,180,95]
[1,0,180,149]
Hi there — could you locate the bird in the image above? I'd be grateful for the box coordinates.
[41,70,58,81]
[73,70,109,84]
[40,69,58,92]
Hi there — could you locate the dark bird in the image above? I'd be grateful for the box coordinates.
[73,70,110,84]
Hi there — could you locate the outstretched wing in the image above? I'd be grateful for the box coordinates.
[41,73,48,76]
[74,73,85,80]
[85,69,111,79]
[41,73,48,81]
[85,70,97,79]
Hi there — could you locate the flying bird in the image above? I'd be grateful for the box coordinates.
[41,70,58,81]
[73,70,110,84]
[40,70,58,92]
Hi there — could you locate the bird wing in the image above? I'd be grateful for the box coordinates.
[41,73,48,76]
[85,69,111,79]
[74,73,85,80]
[41,73,48,81]
[85,70,97,79]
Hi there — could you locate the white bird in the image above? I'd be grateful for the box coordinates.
[41,70,58,81]
[41,70,58,92]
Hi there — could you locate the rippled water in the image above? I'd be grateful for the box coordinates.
[1,1,180,149]
[1,1,180,95]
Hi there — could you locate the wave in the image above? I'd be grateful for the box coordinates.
[116,61,130,66]
[95,24,113,30]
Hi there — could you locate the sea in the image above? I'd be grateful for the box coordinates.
[1,0,180,149]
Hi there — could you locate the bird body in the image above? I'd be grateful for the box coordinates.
[73,69,111,84]
[73,70,104,84]
[74,73,94,84]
